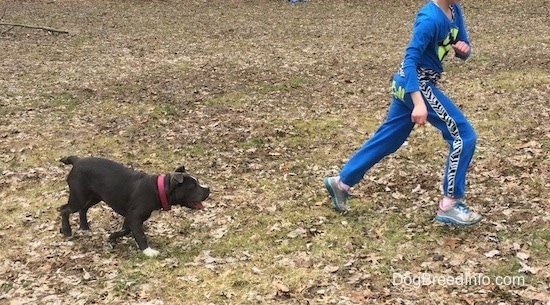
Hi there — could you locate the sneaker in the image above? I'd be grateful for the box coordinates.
[324,176,349,213]
[435,201,483,226]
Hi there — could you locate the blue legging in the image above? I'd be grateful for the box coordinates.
[339,83,476,199]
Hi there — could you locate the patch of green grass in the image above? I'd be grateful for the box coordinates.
[171,62,190,72]
[444,65,461,73]
[486,69,550,91]
[0,281,14,294]
[206,92,249,109]
[156,104,179,116]
[202,227,275,258]
[273,116,344,147]
[294,117,342,134]
[471,53,493,63]
[113,269,148,293]
[535,228,550,241]
[71,37,92,48]
[180,144,207,157]
[530,228,550,257]
[484,258,526,282]
[240,136,264,148]
[250,77,307,94]
[48,92,80,111]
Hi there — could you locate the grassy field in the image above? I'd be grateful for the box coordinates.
[1,0,549,304]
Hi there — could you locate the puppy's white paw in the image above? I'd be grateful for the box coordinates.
[143,247,160,257]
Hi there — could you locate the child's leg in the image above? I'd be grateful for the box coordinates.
[339,98,415,187]
[423,84,477,200]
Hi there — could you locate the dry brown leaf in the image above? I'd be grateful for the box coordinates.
[323,265,340,273]
[272,281,289,293]
[516,140,541,150]
[375,227,384,239]
[516,289,550,302]
[442,237,461,250]
[461,295,475,305]
[518,261,539,274]
[287,228,306,238]
[484,249,500,258]
[366,253,381,265]
[210,227,228,239]
[516,251,530,261]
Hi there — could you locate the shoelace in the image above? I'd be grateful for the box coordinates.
[454,202,471,214]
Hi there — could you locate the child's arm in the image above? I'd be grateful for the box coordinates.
[402,13,434,94]
[453,5,471,60]
[403,13,434,126]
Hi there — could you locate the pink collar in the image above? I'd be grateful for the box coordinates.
[157,175,170,211]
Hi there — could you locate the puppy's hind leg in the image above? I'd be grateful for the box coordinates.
[60,193,80,237]
[59,203,73,237]
[108,218,131,244]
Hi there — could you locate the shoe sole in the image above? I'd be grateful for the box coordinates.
[435,215,483,226]
[324,178,347,213]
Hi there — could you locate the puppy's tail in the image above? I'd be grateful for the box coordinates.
[60,156,80,165]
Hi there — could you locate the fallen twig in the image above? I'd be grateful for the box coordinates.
[0,22,68,34]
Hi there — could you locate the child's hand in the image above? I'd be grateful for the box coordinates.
[411,103,428,125]
[452,41,470,56]
[411,91,428,125]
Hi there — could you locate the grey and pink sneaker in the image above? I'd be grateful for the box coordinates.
[435,201,483,226]
[324,176,350,213]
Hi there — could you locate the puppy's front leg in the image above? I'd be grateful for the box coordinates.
[127,216,159,257]
[79,200,99,230]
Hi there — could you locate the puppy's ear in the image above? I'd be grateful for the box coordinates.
[175,165,186,173]
[171,172,185,184]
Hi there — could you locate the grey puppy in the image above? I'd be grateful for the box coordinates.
[59,156,210,257]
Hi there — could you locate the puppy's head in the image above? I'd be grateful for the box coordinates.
[168,166,210,210]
